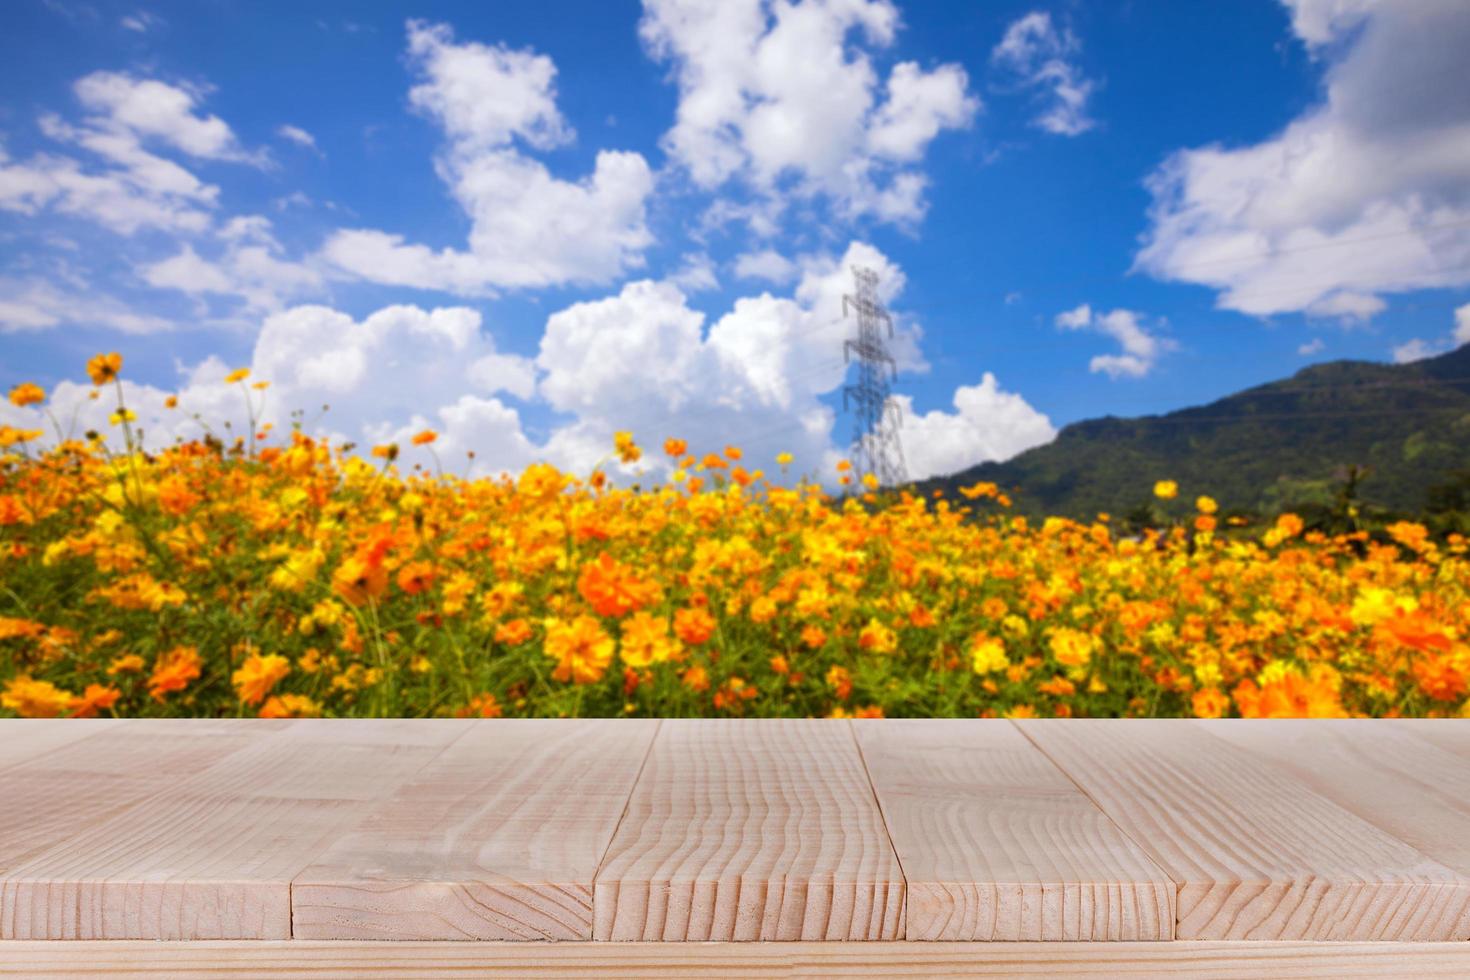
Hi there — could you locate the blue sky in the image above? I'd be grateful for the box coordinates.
[3,0,1469,480]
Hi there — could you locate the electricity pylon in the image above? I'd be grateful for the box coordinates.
[842,266,908,488]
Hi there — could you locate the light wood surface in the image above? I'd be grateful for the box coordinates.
[1200,720,1470,877]
[1016,720,1470,940]
[3,717,1470,954]
[0,720,470,940]
[293,719,658,940]
[0,721,271,879]
[0,720,122,774]
[593,719,905,941]
[5,940,1470,977]
[854,719,1174,940]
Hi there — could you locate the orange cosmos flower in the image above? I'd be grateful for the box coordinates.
[232,653,290,705]
[544,615,615,684]
[224,367,250,384]
[148,646,203,702]
[396,560,438,596]
[674,606,716,646]
[86,352,122,385]
[259,694,321,718]
[412,429,438,446]
[663,437,687,457]
[8,383,44,407]
[578,552,658,618]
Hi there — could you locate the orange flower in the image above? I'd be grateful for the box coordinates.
[619,611,677,668]
[826,664,853,701]
[396,560,438,596]
[1,676,76,717]
[259,694,321,718]
[86,352,123,385]
[148,646,203,702]
[412,429,438,446]
[674,606,717,646]
[578,552,658,619]
[455,693,504,718]
[494,618,533,645]
[544,615,614,684]
[232,653,290,705]
[663,437,687,458]
[224,367,251,384]
[8,383,44,407]
[1191,687,1229,719]
[69,683,122,718]
[614,431,641,464]
[681,664,709,692]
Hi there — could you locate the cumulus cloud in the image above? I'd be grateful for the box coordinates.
[1135,1,1470,318]
[1055,303,1174,378]
[733,248,797,284]
[891,374,1055,479]
[0,71,264,235]
[138,215,323,314]
[322,20,654,293]
[640,0,977,226]
[1298,337,1325,356]
[990,12,1097,136]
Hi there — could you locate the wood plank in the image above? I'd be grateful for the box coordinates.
[0,720,124,774]
[292,719,658,941]
[0,720,468,940]
[854,719,1174,940]
[0,720,274,875]
[1016,719,1470,940]
[593,719,904,941]
[1200,720,1470,876]
[5,940,1470,978]
[1392,720,1470,762]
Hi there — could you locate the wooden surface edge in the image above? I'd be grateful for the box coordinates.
[5,940,1470,977]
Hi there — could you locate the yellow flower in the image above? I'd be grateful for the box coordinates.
[259,693,321,718]
[1195,495,1217,515]
[970,635,1009,675]
[1153,480,1178,500]
[619,611,677,668]
[108,409,136,425]
[614,430,641,464]
[224,367,251,384]
[1,675,76,718]
[8,383,45,407]
[1048,627,1095,667]
[776,452,793,466]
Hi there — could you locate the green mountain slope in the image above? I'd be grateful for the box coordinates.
[925,344,1470,518]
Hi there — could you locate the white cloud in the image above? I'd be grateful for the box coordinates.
[1392,338,1441,364]
[1392,301,1470,363]
[892,373,1055,479]
[1055,303,1174,378]
[276,125,318,151]
[119,11,163,33]
[137,215,323,313]
[666,252,719,292]
[1135,1,1470,318]
[73,72,257,163]
[322,20,654,293]
[733,248,797,284]
[0,277,173,334]
[640,0,977,226]
[1298,337,1325,355]
[991,12,1097,137]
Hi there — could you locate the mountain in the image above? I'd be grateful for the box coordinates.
[925,343,1470,519]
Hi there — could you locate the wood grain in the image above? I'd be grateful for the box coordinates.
[1200,721,1470,876]
[292,719,658,940]
[0,720,468,940]
[0,720,123,774]
[1393,720,1470,762]
[593,719,904,941]
[855,719,1174,940]
[1016,720,1470,940]
[0,720,271,877]
[5,940,1470,978]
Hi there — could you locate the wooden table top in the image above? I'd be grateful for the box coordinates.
[2,718,1469,949]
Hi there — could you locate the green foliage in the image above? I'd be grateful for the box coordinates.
[925,344,1470,522]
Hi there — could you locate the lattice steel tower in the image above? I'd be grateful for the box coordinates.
[842,265,908,488]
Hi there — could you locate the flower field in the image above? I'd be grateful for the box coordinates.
[3,357,1468,720]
